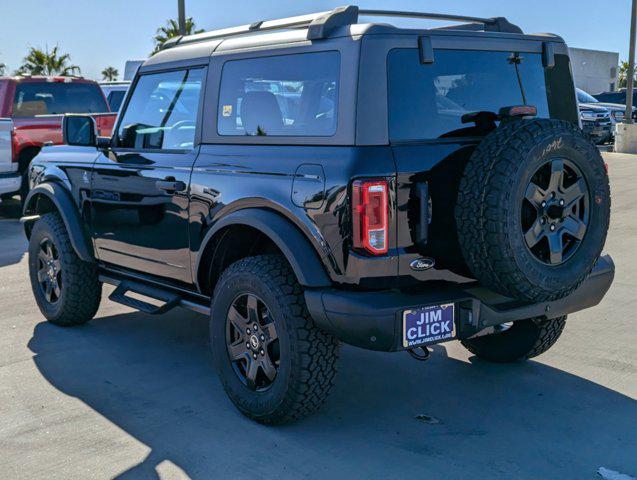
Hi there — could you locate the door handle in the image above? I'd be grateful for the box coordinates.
[156,179,187,193]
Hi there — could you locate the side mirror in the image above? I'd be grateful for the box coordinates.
[62,114,97,147]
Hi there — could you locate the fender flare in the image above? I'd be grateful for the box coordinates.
[22,183,95,262]
[196,208,332,288]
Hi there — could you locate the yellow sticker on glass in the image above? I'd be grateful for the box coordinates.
[222,105,233,117]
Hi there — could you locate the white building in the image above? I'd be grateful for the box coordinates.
[569,47,619,95]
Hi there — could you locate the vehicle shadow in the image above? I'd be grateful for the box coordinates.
[0,198,27,267]
[0,196,22,219]
[27,309,637,480]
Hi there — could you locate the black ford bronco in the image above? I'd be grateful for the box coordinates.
[22,6,614,424]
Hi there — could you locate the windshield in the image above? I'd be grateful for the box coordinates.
[577,89,599,104]
[13,82,109,117]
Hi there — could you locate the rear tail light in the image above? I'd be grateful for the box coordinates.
[352,179,389,255]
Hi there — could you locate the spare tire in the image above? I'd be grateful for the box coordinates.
[455,119,610,302]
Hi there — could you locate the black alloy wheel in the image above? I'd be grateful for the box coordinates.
[226,293,280,391]
[37,238,62,304]
[521,158,590,266]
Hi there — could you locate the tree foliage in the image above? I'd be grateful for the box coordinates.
[16,46,80,76]
[101,66,119,82]
[618,60,637,89]
[153,17,204,54]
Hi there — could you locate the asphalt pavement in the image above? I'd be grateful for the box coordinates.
[0,153,635,480]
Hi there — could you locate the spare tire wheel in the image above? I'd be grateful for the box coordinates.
[455,119,610,302]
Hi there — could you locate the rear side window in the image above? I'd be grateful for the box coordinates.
[117,68,204,150]
[217,51,340,137]
[12,82,108,117]
[388,49,570,142]
[107,90,127,111]
[595,92,625,103]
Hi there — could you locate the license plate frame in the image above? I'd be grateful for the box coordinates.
[402,303,456,348]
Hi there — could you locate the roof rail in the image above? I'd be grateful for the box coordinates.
[159,5,522,50]
[358,9,523,34]
[161,6,359,49]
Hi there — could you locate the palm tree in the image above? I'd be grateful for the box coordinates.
[618,61,636,89]
[153,17,204,54]
[16,46,81,76]
[101,66,119,82]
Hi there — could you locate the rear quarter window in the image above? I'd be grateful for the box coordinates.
[388,49,576,142]
[12,82,109,117]
[217,51,340,137]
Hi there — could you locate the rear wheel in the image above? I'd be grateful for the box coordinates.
[210,254,339,424]
[28,212,101,326]
[461,316,566,363]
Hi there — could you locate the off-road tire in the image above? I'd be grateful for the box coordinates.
[455,119,610,302]
[210,254,339,424]
[28,212,101,326]
[461,316,567,363]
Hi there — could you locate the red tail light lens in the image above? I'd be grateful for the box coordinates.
[352,179,389,255]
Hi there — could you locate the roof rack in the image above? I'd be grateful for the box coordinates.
[160,5,522,50]
[358,9,523,34]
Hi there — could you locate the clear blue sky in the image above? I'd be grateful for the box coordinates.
[0,0,633,80]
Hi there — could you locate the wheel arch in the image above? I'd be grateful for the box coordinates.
[195,208,332,295]
[22,182,94,262]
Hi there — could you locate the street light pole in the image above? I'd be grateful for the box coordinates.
[178,0,186,36]
[625,0,637,124]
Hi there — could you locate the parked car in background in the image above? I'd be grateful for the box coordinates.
[577,90,612,144]
[0,118,20,201]
[100,81,130,112]
[594,88,637,106]
[0,75,116,202]
[578,88,636,125]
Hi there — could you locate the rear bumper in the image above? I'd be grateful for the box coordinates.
[305,254,615,352]
[0,172,21,197]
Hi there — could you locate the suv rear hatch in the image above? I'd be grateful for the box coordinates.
[387,42,579,282]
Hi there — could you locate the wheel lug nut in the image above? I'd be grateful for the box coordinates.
[246,328,251,335]
[540,217,546,225]
[260,335,265,341]
[253,323,258,330]
[253,353,257,359]
[550,224,556,231]
[260,349,264,356]
[559,199,565,206]
[246,342,250,348]
[541,201,546,208]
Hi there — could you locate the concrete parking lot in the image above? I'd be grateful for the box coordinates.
[0,153,635,480]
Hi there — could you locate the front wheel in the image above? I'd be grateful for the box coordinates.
[210,254,339,424]
[461,316,566,363]
[28,212,102,326]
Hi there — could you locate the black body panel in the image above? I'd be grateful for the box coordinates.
[89,149,196,283]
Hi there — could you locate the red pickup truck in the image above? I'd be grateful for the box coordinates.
[0,76,116,202]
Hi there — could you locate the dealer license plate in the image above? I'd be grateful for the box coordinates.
[402,303,456,348]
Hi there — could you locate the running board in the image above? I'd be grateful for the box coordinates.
[108,281,181,315]
[99,273,210,316]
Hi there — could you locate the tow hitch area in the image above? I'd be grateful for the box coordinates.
[407,346,431,361]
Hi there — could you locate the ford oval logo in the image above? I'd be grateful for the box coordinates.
[410,258,435,271]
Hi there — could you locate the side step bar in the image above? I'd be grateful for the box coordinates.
[99,273,211,316]
[108,281,181,315]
